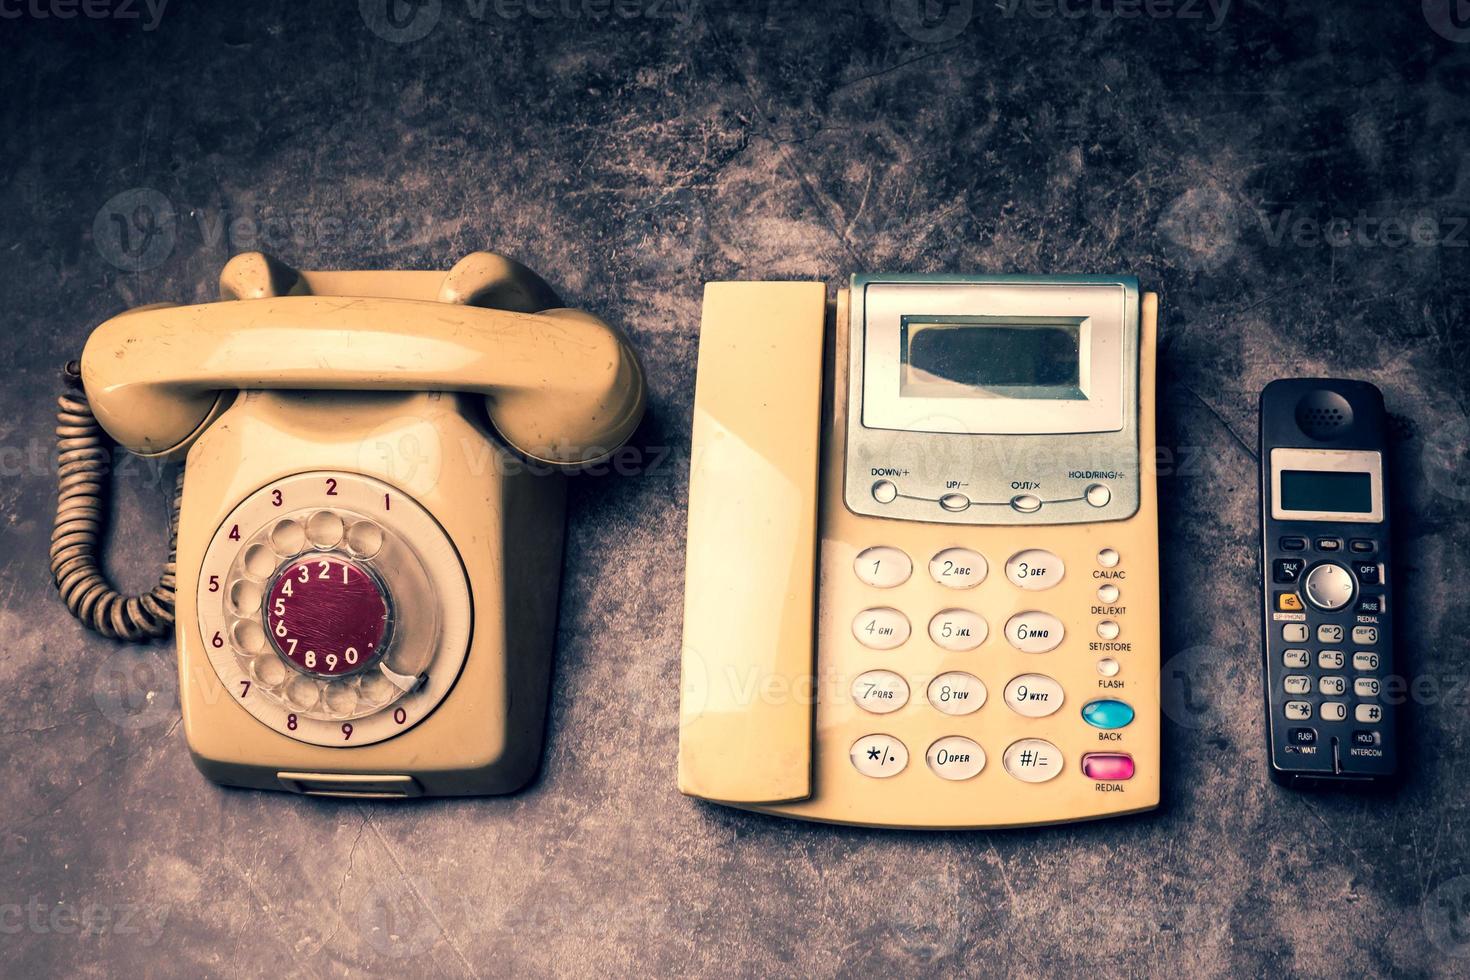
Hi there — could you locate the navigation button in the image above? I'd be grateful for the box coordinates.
[1303,563,1354,610]
[871,480,898,504]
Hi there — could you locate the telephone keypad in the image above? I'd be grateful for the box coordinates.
[1320,702,1348,722]
[847,542,1139,788]
[1283,649,1309,668]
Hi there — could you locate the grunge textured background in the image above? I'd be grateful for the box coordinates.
[2,1,1468,976]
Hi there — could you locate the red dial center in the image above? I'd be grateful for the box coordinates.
[265,555,390,678]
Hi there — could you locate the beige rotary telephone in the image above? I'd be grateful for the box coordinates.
[52,251,645,798]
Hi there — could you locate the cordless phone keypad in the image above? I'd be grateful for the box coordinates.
[1270,533,1388,754]
[847,544,1137,785]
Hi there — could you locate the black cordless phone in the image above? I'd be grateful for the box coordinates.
[1259,379,1397,788]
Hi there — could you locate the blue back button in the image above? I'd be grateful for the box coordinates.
[1081,698,1135,730]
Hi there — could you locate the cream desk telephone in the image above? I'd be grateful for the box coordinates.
[679,274,1160,829]
[52,251,645,798]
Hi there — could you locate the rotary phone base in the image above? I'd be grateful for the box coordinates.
[53,252,645,798]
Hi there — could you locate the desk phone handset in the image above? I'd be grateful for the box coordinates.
[679,275,1160,829]
[53,251,645,798]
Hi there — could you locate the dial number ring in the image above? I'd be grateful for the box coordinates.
[197,472,471,747]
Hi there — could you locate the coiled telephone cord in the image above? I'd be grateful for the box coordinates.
[51,361,183,640]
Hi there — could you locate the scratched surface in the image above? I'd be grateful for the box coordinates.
[2,2,1469,977]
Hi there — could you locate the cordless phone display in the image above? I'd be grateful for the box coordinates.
[1259,379,1397,787]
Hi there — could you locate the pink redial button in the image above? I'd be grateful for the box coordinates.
[1081,753,1135,781]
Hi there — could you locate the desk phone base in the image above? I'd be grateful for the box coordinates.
[679,276,1161,829]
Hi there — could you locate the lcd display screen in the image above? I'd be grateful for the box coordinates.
[899,316,1085,400]
[1279,470,1373,514]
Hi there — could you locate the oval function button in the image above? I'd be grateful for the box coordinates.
[927,671,987,715]
[1081,698,1135,730]
[1097,620,1120,640]
[1097,584,1120,603]
[1303,562,1354,610]
[851,670,909,714]
[1097,548,1120,568]
[1004,549,1065,591]
[853,546,913,589]
[1002,738,1064,783]
[1004,611,1065,653]
[1096,657,1120,677]
[872,480,898,504]
[1081,752,1135,781]
[926,736,986,781]
[939,493,970,513]
[850,734,908,778]
[1085,483,1112,507]
[1010,493,1042,514]
[1003,673,1065,718]
[852,608,911,650]
[929,548,987,589]
[929,609,988,651]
